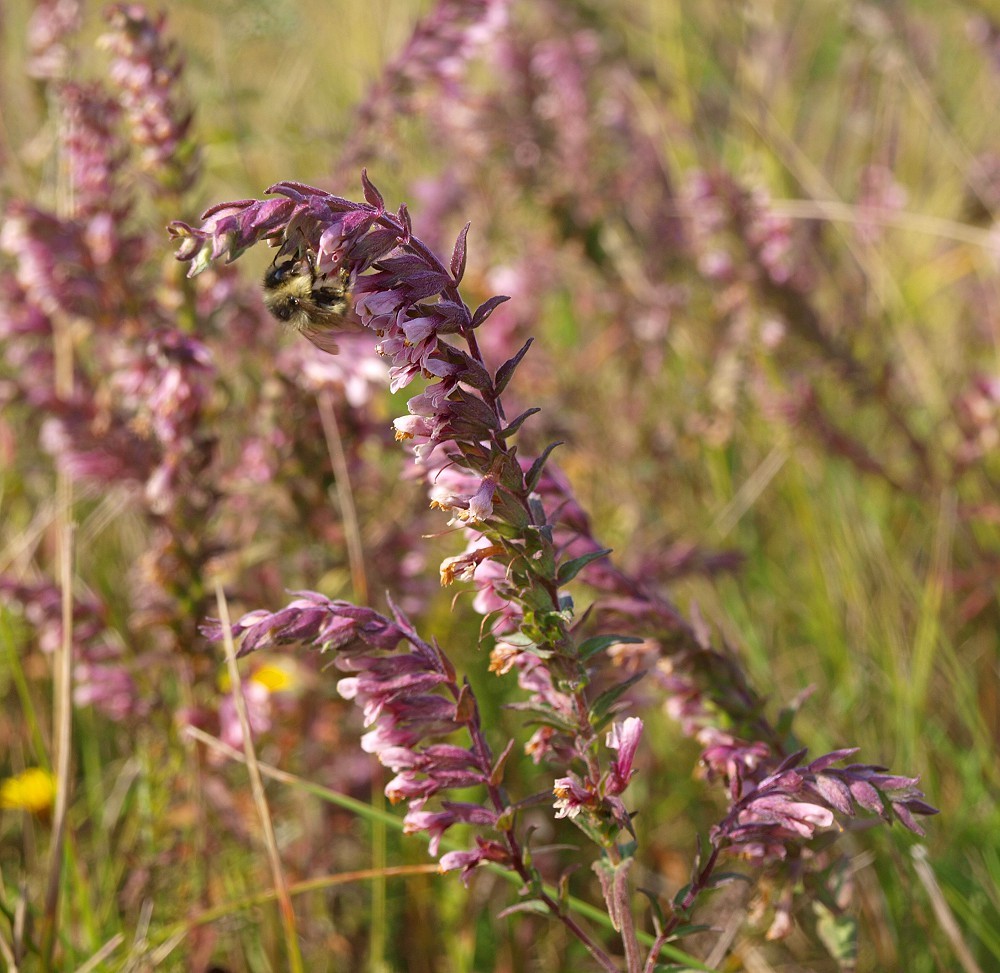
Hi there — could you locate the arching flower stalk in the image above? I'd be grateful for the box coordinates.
[200,591,624,971]
[170,177,626,823]
[173,175,936,970]
[172,175,660,967]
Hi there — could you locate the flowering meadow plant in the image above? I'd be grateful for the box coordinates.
[5,0,998,969]
[170,177,935,969]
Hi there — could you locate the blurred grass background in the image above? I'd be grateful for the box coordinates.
[2,0,999,970]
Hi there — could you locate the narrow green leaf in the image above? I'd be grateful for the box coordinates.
[525,441,563,492]
[590,673,645,726]
[495,338,534,395]
[556,548,612,586]
[499,407,541,439]
[578,634,643,663]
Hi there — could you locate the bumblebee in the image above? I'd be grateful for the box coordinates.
[262,250,352,330]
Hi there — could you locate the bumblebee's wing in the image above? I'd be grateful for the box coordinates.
[300,324,344,355]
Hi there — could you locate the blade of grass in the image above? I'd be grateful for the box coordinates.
[40,520,74,972]
[912,846,986,973]
[0,610,50,767]
[215,583,304,973]
[74,933,124,973]
[184,726,717,971]
[316,388,387,970]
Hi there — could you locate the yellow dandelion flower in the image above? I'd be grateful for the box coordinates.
[0,768,56,815]
[249,661,297,693]
[217,659,298,695]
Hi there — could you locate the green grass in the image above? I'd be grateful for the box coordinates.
[2,0,999,970]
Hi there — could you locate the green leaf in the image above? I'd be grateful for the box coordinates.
[636,886,666,931]
[589,673,645,727]
[497,900,551,920]
[814,901,858,968]
[505,702,579,734]
[525,441,563,492]
[578,634,643,663]
[556,548,612,586]
[499,407,541,439]
[495,338,534,395]
[705,871,751,890]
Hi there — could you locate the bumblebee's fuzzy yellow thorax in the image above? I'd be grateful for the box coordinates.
[262,252,351,333]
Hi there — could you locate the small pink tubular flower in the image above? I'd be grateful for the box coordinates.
[403,803,497,856]
[1,203,103,320]
[605,717,643,796]
[439,541,504,586]
[0,577,143,721]
[438,836,511,885]
[117,331,214,446]
[61,83,127,221]
[0,578,105,656]
[383,743,486,805]
[464,474,497,522]
[470,556,521,632]
[26,0,81,80]
[736,796,835,840]
[74,661,141,720]
[697,728,771,790]
[553,773,597,819]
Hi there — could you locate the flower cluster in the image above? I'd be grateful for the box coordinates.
[171,176,531,558]
[177,174,936,970]
[0,5,336,765]
[0,578,142,721]
[26,0,81,81]
[342,0,511,169]
[335,0,686,366]
[99,4,198,194]
[61,82,129,222]
[553,717,643,829]
[1,0,980,966]
[202,592,510,873]
[684,170,799,288]
[715,748,937,859]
